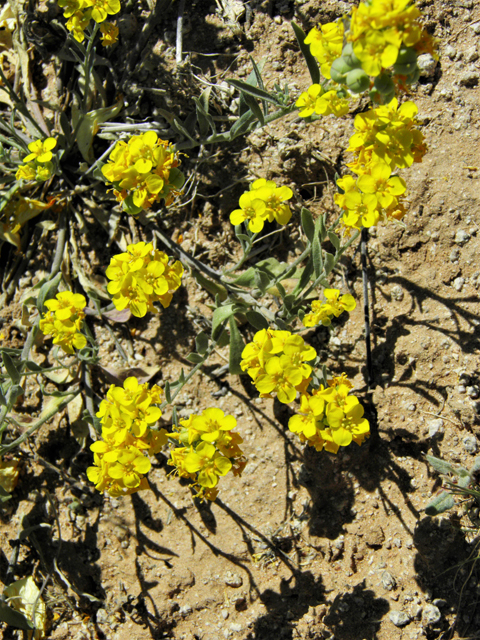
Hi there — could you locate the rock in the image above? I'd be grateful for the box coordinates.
[466,47,479,63]
[444,45,457,59]
[365,526,385,548]
[179,605,193,617]
[453,277,465,291]
[449,247,460,262]
[230,622,243,632]
[471,22,480,35]
[391,285,404,301]
[455,229,470,244]
[428,419,444,437]
[381,571,397,591]
[224,571,243,588]
[422,604,441,625]
[459,71,479,87]
[417,54,437,77]
[96,609,109,624]
[462,435,478,454]
[222,610,229,620]
[390,611,411,627]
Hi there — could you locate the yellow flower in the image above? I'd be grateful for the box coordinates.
[184,442,232,489]
[303,289,356,327]
[241,329,316,404]
[250,179,293,225]
[0,458,20,494]
[58,0,86,18]
[105,241,184,317]
[65,10,91,42]
[296,84,323,118]
[39,291,87,354]
[356,159,406,207]
[101,132,184,213]
[88,0,121,23]
[100,21,118,45]
[23,137,57,163]
[304,21,344,79]
[15,163,37,181]
[230,191,267,232]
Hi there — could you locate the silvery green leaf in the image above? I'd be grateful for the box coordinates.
[195,332,209,355]
[246,311,269,330]
[186,353,204,364]
[301,207,315,243]
[227,79,283,106]
[426,454,463,476]
[328,231,341,252]
[425,491,455,516]
[323,251,335,276]
[228,317,244,375]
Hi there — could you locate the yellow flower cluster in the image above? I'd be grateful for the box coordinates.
[241,329,316,404]
[289,374,370,453]
[101,131,185,214]
[0,457,20,494]
[229,179,293,233]
[16,138,57,183]
[57,0,120,43]
[304,21,344,80]
[335,97,426,231]
[296,84,350,119]
[106,241,184,318]
[348,0,434,77]
[87,377,167,497]
[166,408,246,501]
[303,289,356,327]
[39,291,87,354]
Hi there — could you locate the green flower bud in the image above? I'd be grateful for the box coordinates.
[393,60,418,75]
[341,43,362,69]
[396,46,418,65]
[330,57,351,83]
[374,72,395,95]
[346,69,370,93]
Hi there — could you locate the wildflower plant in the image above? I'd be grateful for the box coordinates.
[0,0,441,627]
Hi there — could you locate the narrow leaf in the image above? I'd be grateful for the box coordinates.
[186,353,204,364]
[195,332,209,355]
[0,602,34,630]
[291,22,320,85]
[2,352,20,385]
[301,207,315,242]
[227,79,283,106]
[246,310,269,330]
[164,381,172,404]
[229,110,256,139]
[425,491,455,516]
[243,93,265,126]
[37,272,62,314]
[328,230,341,252]
[426,455,463,476]
[228,317,245,375]
[212,304,237,339]
[312,235,323,279]
[323,251,335,276]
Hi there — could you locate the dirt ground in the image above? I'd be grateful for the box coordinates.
[1,0,480,639]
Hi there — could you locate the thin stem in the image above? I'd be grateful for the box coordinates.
[175,0,185,65]
[361,228,373,389]
[50,209,68,278]
[82,23,101,113]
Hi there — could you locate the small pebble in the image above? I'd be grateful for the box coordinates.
[471,22,480,35]
[459,71,479,87]
[417,53,436,77]
[463,435,478,454]
[222,610,229,620]
[449,247,460,262]
[230,623,243,632]
[455,229,470,244]
[433,599,447,608]
[381,571,397,591]
[458,385,467,394]
[444,44,456,60]
[224,571,243,588]
[422,604,441,626]
[390,611,411,627]
[465,47,479,63]
[391,285,404,301]
[453,277,465,291]
[179,605,192,617]
[274,15,282,24]
[428,419,444,438]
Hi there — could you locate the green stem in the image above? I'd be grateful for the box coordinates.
[82,23,101,113]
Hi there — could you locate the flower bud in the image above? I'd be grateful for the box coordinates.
[346,69,370,93]
[341,43,362,69]
[374,72,395,95]
[329,57,351,83]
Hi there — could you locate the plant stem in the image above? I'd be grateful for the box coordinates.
[82,23,101,113]
[361,228,373,389]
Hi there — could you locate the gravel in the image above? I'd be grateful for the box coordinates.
[389,611,411,627]
[417,54,437,77]
[459,71,479,87]
[422,604,442,625]
[381,571,397,591]
[428,419,444,437]
[455,229,470,244]
[463,435,478,454]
